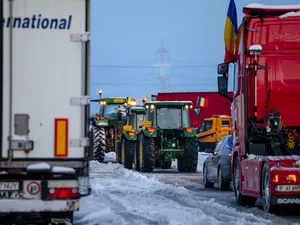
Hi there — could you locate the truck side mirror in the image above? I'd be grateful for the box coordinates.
[218,76,228,96]
[217,62,229,75]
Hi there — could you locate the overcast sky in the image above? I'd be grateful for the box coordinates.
[90,0,299,111]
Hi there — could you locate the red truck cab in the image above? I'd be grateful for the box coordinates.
[217,4,300,213]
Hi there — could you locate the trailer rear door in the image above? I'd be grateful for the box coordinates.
[1,0,90,168]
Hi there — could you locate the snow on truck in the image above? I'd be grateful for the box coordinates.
[218,3,300,213]
[0,0,90,223]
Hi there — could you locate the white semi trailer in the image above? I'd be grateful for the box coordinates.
[0,0,91,223]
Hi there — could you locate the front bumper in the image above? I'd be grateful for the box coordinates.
[0,199,79,213]
[271,196,300,205]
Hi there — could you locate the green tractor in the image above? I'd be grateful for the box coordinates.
[116,103,147,170]
[137,101,198,173]
[90,90,135,162]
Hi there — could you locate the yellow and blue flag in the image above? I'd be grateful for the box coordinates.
[224,0,238,62]
[196,97,208,107]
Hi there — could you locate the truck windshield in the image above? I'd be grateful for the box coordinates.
[199,120,213,132]
[101,104,126,118]
[157,107,181,129]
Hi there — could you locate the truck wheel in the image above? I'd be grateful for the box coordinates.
[93,126,105,163]
[218,168,230,190]
[161,160,172,169]
[134,140,140,171]
[233,159,257,206]
[262,163,277,213]
[121,138,134,169]
[203,165,214,188]
[178,138,198,172]
[139,134,155,172]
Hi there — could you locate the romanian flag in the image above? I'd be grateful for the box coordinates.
[224,0,238,62]
[196,97,208,107]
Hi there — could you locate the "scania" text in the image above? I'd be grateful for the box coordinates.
[277,198,300,204]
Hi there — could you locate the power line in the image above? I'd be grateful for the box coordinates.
[90,64,216,68]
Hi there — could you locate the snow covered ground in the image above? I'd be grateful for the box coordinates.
[74,161,297,225]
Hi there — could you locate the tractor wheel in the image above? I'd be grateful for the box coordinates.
[134,140,140,171]
[178,138,198,172]
[139,134,155,173]
[93,126,105,163]
[115,140,122,164]
[161,160,172,169]
[121,138,134,169]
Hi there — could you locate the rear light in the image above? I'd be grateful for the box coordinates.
[48,188,79,199]
[128,131,135,137]
[185,128,193,133]
[273,174,297,183]
[147,127,154,133]
[229,155,232,163]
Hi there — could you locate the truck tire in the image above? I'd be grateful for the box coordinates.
[121,138,134,169]
[178,138,198,172]
[134,140,140,171]
[93,127,105,163]
[262,163,277,213]
[161,160,172,169]
[233,158,257,206]
[140,134,155,172]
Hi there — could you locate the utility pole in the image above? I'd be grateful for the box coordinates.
[152,40,170,92]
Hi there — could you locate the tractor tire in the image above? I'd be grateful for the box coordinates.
[121,138,134,169]
[178,138,198,172]
[115,140,122,164]
[134,140,140,171]
[161,160,172,169]
[139,134,155,173]
[93,126,105,163]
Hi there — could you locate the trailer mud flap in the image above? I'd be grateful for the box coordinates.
[272,196,300,205]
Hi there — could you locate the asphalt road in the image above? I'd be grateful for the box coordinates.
[144,168,300,225]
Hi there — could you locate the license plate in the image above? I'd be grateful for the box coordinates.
[276,185,300,192]
[0,191,23,199]
[0,182,19,191]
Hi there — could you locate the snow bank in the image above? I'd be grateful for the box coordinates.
[76,162,272,225]
[197,152,210,172]
[104,152,116,163]
[245,3,300,9]
[279,11,300,18]
[171,152,209,173]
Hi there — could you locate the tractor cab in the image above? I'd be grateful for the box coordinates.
[124,106,146,132]
[142,101,195,135]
